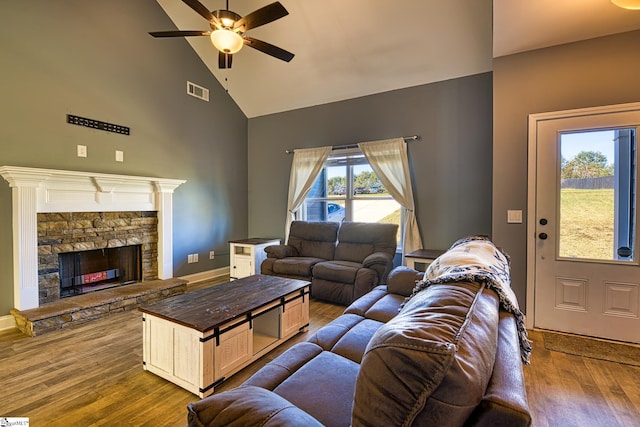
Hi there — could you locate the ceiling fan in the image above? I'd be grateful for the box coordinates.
[150,0,294,69]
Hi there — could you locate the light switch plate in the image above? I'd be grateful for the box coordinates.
[507,210,523,224]
[115,150,124,162]
[77,145,87,158]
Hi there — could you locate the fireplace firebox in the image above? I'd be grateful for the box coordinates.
[58,245,142,298]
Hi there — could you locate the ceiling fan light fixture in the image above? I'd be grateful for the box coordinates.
[214,9,241,29]
[611,0,640,10]
[210,29,243,54]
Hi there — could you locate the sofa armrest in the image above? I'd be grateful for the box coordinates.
[265,244,298,259]
[362,251,393,268]
[466,312,532,426]
[386,266,424,297]
[187,385,323,427]
[363,252,393,279]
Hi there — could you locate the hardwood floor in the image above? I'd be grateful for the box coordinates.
[1,277,639,426]
[524,330,640,427]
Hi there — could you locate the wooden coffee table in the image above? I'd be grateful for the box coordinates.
[139,275,310,397]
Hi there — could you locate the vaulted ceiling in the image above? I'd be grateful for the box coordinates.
[154,0,640,118]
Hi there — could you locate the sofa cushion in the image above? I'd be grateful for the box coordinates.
[187,385,323,427]
[287,221,338,259]
[248,342,360,427]
[308,313,365,350]
[334,222,397,263]
[344,285,404,323]
[313,260,361,283]
[309,314,385,363]
[327,317,385,363]
[352,281,499,427]
[272,350,360,427]
[272,256,326,278]
[245,342,323,390]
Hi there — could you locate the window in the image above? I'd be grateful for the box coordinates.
[298,149,403,246]
[559,128,636,261]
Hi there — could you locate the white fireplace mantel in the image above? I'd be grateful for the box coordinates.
[0,166,186,310]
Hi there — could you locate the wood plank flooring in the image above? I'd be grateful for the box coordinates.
[1,277,639,426]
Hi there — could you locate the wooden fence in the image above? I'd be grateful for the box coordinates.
[561,176,614,189]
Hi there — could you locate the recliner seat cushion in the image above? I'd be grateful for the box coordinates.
[271,350,359,426]
[344,285,405,323]
[308,314,385,363]
[313,260,362,283]
[272,256,326,278]
[245,342,359,427]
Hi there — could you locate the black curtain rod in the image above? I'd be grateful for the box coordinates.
[285,135,419,154]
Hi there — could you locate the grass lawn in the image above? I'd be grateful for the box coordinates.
[560,188,614,259]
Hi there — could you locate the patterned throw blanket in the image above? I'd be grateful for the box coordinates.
[406,235,532,365]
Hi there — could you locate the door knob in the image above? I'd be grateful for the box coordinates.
[539,232,548,240]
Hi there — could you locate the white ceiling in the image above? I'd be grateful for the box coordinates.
[155,0,640,118]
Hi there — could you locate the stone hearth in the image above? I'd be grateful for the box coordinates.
[11,278,187,336]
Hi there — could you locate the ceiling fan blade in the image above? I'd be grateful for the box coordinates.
[182,0,215,22]
[234,2,289,31]
[149,30,211,38]
[218,52,233,69]
[243,36,294,62]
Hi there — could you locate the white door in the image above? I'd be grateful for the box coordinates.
[531,104,640,343]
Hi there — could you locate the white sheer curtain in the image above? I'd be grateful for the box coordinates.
[358,138,423,256]
[285,146,332,241]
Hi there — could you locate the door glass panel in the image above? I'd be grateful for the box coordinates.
[559,129,636,261]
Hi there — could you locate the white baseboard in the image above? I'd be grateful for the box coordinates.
[179,267,230,284]
[0,314,17,331]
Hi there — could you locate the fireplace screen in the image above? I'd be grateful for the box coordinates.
[58,245,142,298]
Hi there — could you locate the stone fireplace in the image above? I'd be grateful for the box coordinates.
[0,166,186,311]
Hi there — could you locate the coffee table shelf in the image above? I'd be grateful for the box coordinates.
[139,275,310,397]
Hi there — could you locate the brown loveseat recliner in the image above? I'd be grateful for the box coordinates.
[260,221,340,281]
[187,236,532,427]
[261,221,398,305]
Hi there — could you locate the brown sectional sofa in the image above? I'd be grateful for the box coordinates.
[261,220,398,305]
[188,237,532,426]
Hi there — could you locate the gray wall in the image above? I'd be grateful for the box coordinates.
[248,73,493,255]
[493,29,640,312]
[0,1,248,315]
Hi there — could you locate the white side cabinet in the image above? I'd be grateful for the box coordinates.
[229,238,280,280]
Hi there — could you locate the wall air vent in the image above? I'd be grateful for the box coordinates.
[67,114,130,135]
[187,81,209,102]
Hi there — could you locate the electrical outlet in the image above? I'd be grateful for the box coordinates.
[209,251,215,260]
[77,145,87,158]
